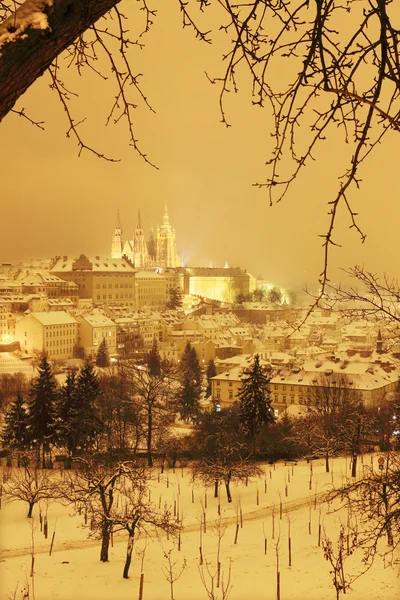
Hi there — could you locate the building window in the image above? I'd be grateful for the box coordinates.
[282,395,286,403]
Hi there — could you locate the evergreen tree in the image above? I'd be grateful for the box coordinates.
[237,354,275,452]
[56,370,79,459]
[178,342,202,423]
[2,391,30,450]
[166,287,183,310]
[28,356,58,467]
[147,338,161,377]
[96,338,110,368]
[73,362,103,451]
[206,359,217,397]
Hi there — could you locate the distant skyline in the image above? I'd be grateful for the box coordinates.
[2,1,399,289]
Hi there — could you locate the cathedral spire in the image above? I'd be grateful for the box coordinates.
[116,210,122,234]
[111,210,124,258]
[137,209,142,230]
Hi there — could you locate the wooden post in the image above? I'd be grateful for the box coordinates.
[264,538,267,555]
[159,496,161,510]
[270,470,272,479]
[30,556,35,578]
[240,505,243,528]
[138,572,144,600]
[178,533,181,551]
[192,489,194,503]
[44,518,48,539]
[279,501,282,520]
[272,508,275,540]
[257,488,259,506]
[111,527,114,548]
[49,531,56,556]
[234,523,239,544]
[308,507,311,535]
[264,479,267,493]
[277,571,280,600]
[174,500,177,518]
[203,512,207,533]
[217,562,221,588]
[309,477,312,491]
[285,485,288,497]
[204,492,207,509]
[167,476,169,488]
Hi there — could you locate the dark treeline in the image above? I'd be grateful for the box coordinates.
[1,349,398,472]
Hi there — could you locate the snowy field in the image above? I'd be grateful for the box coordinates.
[0,455,399,600]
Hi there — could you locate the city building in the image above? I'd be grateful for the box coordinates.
[15,311,79,360]
[76,314,117,358]
[51,254,136,308]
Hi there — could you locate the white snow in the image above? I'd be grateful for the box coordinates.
[0,455,399,600]
[0,1,53,50]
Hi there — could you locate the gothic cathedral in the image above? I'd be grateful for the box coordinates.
[111,204,181,269]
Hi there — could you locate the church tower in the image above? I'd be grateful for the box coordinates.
[156,202,180,268]
[111,211,124,259]
[133,209,149,268]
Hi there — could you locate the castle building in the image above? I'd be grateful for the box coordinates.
[111,203,180,269]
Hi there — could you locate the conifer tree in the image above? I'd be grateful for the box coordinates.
[56,370,80,460]
[28,356,58,468]
[147,338,161,377]
[206,359,217,397]
[166,287,183,310]
[178,342,202,423]
[96,338,110,368]
[73,362,103,451]
[237,354,275,453]
[2,392,30,450]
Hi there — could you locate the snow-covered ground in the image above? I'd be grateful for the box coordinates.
[0,455,399,600]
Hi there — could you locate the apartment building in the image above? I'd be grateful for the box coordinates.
[15,311,78,360]
[51,254,136,308]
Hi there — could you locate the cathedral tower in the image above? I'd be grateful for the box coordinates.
[133,209,148,268]
[156,202,180,268]
[111,211,124,259]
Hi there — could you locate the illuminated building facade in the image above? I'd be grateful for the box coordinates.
[111,203,180,269]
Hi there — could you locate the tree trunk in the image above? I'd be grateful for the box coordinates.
[325,451,330,473]
[147,409,153,467]
[27,501,35,518]
[100,522,111,562]
[123,533,134,579]
[225,473,232,503]
[351,454,357,478]
[214,479,219,498]
[0,0,121,121]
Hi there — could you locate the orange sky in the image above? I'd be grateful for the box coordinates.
[1,1,399,289]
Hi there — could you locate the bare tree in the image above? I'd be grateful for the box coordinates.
[161,545,187,600]
[328,452,400,567]
[322,525,359,600]
[191,406,262,502]
[123,361,177,467]
[99,366,143,455]
[67,457,178,574]
[5,466,63,518]
[297,375,364,473]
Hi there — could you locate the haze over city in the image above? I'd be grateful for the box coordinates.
[1,1,399,288]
